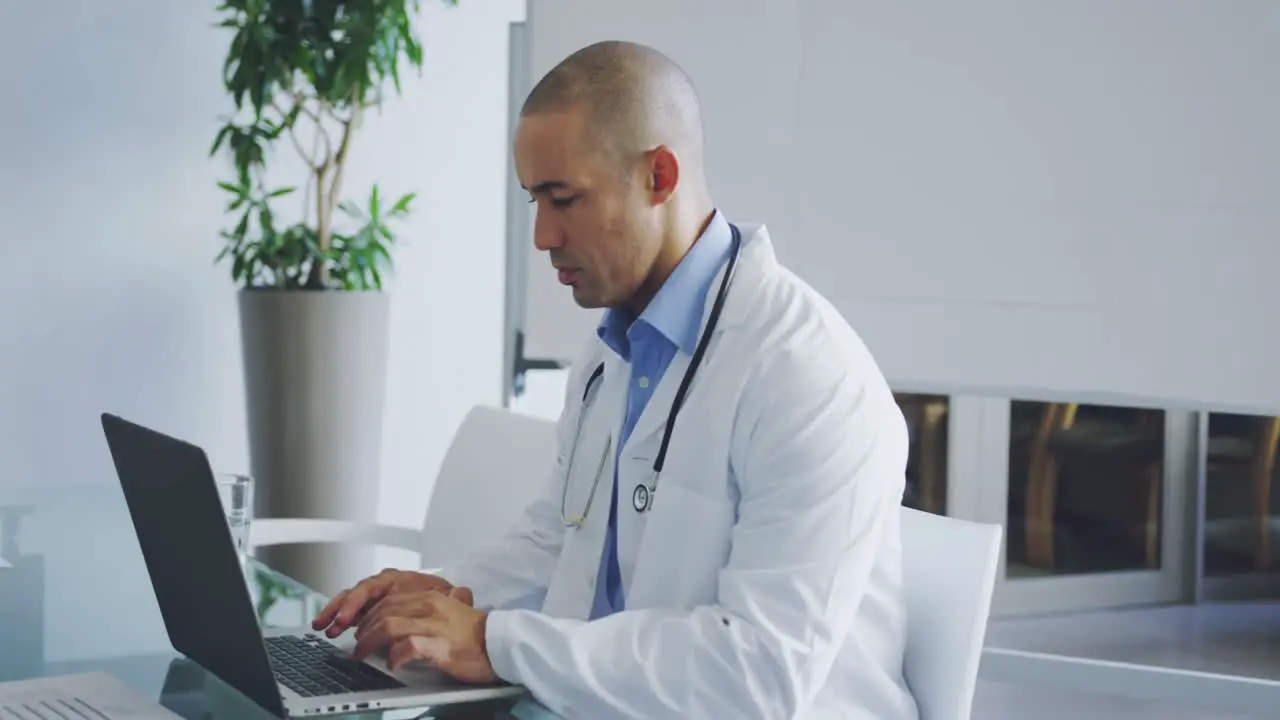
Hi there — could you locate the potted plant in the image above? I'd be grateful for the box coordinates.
[209,0,456,594]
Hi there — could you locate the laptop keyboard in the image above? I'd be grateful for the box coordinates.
[265,633,406,698]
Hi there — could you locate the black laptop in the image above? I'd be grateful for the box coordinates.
[100,412,525,718]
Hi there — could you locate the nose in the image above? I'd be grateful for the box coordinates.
[532,204,564,252]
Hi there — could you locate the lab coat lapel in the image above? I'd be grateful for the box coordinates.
[615,224,776,604]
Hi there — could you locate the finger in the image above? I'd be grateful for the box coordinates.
[449,586,474,606]
[387,636,442,671]
[356,592,438,639]
[385,622,452,671]
[312,589,350,629]
[352,617,430,662]
[323,579,392,636]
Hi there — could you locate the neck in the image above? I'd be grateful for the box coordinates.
[626,196,716,315]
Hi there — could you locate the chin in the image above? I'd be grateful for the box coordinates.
[569,286,608,309]
[570,292,602,309]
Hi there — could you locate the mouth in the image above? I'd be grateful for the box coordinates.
[556,267,580,285]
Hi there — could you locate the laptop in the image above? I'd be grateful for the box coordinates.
[100,412,527,718]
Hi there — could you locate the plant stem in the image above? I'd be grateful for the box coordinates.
[295,93,333,163]
[310,91,363,289]
[273,97,319,172]
[310,164,329,288]
[301,121,322,230]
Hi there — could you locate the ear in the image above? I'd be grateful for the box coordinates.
[646,145,680,204]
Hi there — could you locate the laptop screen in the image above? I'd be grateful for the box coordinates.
[101,413,284,717]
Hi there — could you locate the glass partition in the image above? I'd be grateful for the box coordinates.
[893,392,949,515]
[1005,400,1167,578]
[1203,412,1280,578]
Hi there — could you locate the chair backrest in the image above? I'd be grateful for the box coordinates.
[418,405,558,571]
[900,507,1003,720]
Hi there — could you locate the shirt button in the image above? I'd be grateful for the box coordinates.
[637,376,650,389]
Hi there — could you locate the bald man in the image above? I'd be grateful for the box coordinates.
[314,41,918,719]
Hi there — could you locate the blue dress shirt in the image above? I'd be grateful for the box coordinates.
[588,210,734,620]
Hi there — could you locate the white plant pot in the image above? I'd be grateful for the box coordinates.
[237,289,390,597]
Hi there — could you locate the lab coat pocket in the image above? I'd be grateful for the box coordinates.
[629,483,735,610]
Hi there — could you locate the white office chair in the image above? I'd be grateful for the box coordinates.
[899,507,1003,720]
[248,404,558,575]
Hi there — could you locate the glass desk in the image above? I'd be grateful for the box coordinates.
[0,480,528,719]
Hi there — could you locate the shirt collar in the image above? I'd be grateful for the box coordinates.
[597,210,734,359]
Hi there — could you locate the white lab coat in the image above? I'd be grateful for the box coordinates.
[439,224,918,720]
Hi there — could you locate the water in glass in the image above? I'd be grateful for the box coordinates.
[215,473,253,569]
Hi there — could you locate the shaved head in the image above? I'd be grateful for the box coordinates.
[521,40,705,176]
[514,40,717,314]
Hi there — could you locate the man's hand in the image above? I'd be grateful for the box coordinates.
[311,569,459,639]
[351,587,497,685]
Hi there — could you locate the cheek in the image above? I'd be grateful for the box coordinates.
[576,215,620,272]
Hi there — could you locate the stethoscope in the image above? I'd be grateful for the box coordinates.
[560,223,742,528]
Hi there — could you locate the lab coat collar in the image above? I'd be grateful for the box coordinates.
[597,209,734,359]
[704,221,774,333]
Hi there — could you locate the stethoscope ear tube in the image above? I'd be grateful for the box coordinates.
[650,223,742,476]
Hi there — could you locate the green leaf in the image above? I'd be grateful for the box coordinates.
[234,211,250,239]
[210,124,234,156]
[269,186,296,198]
[389,191,415,216]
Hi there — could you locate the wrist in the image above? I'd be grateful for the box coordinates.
[480,610,513,683]
[476,610,500,683]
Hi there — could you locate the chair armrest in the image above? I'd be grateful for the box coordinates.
[249,518,424,555]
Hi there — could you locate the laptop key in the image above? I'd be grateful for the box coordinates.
[265,635,406,696]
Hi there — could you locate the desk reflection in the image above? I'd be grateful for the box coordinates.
[0,505,43,682]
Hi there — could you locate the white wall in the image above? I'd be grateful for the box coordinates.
[519,0,1280,411]
[369,0,525,567]
[0,0,522,663]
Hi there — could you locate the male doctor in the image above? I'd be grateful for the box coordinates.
[313,40,919,719]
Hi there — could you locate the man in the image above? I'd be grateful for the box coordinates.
[313,40,918,719]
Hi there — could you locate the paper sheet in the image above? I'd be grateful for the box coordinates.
[0,672,180,719]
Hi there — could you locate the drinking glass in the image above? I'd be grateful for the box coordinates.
[215,473,254,569]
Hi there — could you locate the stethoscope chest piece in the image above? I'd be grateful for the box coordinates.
[631,483,653,513]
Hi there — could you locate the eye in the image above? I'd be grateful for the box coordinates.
[550,195,578,209]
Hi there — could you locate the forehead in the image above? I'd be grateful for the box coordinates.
[513,108,597,188]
